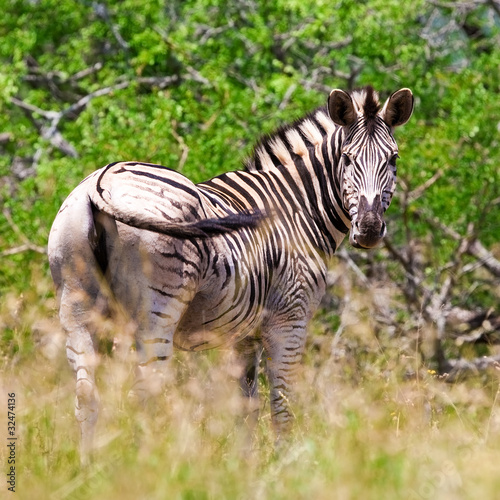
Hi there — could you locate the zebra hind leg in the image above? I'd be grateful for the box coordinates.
[234,337,263,450]
[60,287,101,466]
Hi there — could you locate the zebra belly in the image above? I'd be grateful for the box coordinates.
[174,291,261,351]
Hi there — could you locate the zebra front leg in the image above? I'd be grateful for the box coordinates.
[262,321,307,442]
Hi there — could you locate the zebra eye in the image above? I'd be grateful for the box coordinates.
[342,153,351,166]
[389,154,399,166]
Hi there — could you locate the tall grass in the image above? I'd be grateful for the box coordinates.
[1,274,500,499]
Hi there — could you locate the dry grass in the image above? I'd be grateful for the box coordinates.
[1,275,500,499]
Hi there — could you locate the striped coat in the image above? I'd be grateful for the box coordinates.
[48,86,414,461]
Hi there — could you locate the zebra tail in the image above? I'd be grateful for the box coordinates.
[93,203,265,238]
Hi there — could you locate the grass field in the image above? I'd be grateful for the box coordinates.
[1,275,500,500]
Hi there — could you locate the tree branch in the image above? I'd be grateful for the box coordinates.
[407,169,443,203]
[9,74,182,159]
[1,208,46,256]
[0,243,46,257]
[170,120,189,172]
[486,0,500,19]
[444,355,500,381]
[414,209,500,278]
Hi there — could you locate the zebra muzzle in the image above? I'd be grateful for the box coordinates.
[349,195,386,249]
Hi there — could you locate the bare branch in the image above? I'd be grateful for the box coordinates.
[9,74,182,159]
[336,248,370,287]
[59,80,132,119]
[184,66,211,86]
[1,208,46,256]
[70,62,104,82]
[407,169,443,203]
[0,132,13,145]
[10,97,57,121]
[414,209,500,278]
[10,96,77,157]
[171,121,189,172]
[92,2,130,51]
[428,0,484,10]
[0,243,46,257]
[486,0,500,18]
[23,60,103,91]
[467,239,500,278]
[136,75,180,89]
[444,355,500,381]
[278,84,297,111]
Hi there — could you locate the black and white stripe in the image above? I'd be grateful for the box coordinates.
[48,86,413,461]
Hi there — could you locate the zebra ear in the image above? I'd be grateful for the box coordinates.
[328,89,356,127]
[381,88,414,127]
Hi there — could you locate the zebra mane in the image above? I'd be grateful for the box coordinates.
[245,86,383,172]
[244,106,336,172]
[350,86,381,135]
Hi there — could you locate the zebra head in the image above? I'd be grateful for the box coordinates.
[328,87,414,249]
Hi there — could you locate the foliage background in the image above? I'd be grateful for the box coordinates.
[1,0,500,498]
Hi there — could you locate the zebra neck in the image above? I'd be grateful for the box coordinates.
[198,160,349,258]
[244,107,351,233]
[273,156,349,256]
[199,107,352,256]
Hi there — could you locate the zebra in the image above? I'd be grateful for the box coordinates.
[47,86,413,461]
